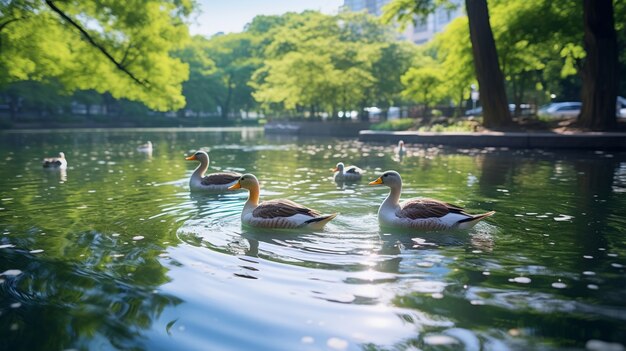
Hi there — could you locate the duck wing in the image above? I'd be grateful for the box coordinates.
[398,198,466,219]
[42,157,62,167]
[201,172,241,185]
[253,199,321,218]
[345,166,363,174]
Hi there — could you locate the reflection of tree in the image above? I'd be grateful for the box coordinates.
[0,130,204,351]
[570,156,620,266]
[0,230,182,351]
[477,152,517,194]
[388,151,626,349]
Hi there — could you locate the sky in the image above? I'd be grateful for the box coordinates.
[190,0,344,36]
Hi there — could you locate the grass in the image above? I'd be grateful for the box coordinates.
[371,118,479,132]
[370,118,416,131]
[418,120,478,132]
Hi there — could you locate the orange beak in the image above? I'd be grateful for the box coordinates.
[330,167,339,172]
[368,177,383,185]
[228,182,241,190]
[185,155,197,161]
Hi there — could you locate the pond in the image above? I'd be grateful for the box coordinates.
[0,128,624,351]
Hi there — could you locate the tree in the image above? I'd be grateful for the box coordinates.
[489,0,583,115]
[401,55,444,119]
[369,42,417,119]
[578,0,618,130]
[430,16,475,117]
[384,0,512,127]
[252,11,404,119]
[176,36,218,116]
[464,0,511,127]
[0,0,192,111]
[202,33,260,119]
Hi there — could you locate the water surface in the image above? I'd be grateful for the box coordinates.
[0,128,624,350]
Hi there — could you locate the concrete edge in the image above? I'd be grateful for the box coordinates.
[358,130,626,150]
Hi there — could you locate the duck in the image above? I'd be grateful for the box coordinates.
[137,141,153,152]
[369,170,494,230]
[185,150,242,192]
[42,152,67,169]
[228,173,337,229]
[395,140,406,157]
[332,162,364,182]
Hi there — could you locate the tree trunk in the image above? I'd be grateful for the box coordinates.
[455,89,465,117]
[578,0,618,130]
[465,0,511,128]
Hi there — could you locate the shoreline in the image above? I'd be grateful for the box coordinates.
[359,130,626,150]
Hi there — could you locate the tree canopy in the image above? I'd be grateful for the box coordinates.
[0,0,192,111]
[2,2,625,130]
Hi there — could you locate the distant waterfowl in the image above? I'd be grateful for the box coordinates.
[42,152,67,169]
[369,170,494,230]
[228,174,337,229]
[395,140,406,157]
[185,150,242,192]
[332,162,364,182]
[137,141,153,152]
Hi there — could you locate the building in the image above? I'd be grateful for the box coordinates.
[342,0,464,44]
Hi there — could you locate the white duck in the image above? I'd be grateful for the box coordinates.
[42,152,67,169]
[395,140,406,157]
[185,150,242,192]
[332,162,364,182]
[369,171,494,230]
[137,141,153,152]
[228,174,337,229]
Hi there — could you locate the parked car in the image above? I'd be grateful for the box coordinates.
[464,106,483,116]
[464,104,531,117]
[538,102,582,119]
[618,96,626,119]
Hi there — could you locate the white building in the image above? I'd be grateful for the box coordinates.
[342,0,464,44]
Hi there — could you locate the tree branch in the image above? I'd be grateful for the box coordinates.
[0,18,21,33]
[0,18,22,53]
[120,42,134,66]
[44,0,149,87]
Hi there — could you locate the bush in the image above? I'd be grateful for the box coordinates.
[418,119,478,132]
[370,118,416,131]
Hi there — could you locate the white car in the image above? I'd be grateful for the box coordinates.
[618,96,626,118]
[538,102,582,119]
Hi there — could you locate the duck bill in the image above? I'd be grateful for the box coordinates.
[228,182,241,190]
[368,177,383,185]
[330,167,338,172]
[185,155,197,161]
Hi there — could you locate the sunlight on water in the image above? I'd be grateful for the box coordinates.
[0,128,625,351]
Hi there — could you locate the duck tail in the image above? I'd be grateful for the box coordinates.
[304,213,338,230]
[457,211,495,230]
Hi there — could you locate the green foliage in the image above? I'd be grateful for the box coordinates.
[176,33,260,118]
[0,0,192,111]
[371,117,477,132]
[401,54,445,106]
[417,119,477,132]
[384,0,626,121]
[251,11,406,118]
[370,118,416,131]
[429,16,476,109]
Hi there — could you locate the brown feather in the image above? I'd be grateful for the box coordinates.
[253,199,321,218]
[398,198,467,220]
[201,172,241,185]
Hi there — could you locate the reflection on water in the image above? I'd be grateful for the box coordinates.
[0,128,625,351]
